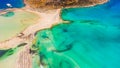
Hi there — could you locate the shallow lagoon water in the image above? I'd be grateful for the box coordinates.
[0,10,39,41]
[33,0,120,68]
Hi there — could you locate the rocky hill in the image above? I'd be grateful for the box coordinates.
[24,0,108,9]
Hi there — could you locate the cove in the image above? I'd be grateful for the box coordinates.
[32,0,120,68]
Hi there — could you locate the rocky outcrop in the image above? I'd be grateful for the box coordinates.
[24,0,108,9]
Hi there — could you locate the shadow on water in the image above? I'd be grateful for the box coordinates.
[0,50,9,57]
[0,48,14,59]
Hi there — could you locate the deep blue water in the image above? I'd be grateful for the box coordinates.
[0,0,24,9]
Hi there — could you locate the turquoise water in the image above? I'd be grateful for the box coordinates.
[0,0,119,68]
[61,0,120,26]
[33,0,120,68]
[1,11,14,17]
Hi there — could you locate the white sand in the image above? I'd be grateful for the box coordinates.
[0,8,62,49]
[0,8,62,68]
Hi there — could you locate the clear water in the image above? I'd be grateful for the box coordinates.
[33,0,120,68]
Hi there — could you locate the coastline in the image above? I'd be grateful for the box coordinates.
[24,0,108,10]
[0,0,109,68]
[0,8,62,49]
[0,8,62,68]
[63,0,109,9]
[0,0,109,49]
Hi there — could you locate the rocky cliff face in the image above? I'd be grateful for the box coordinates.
[24,0,107,9]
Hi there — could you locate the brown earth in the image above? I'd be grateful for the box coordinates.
[24,0,108,9]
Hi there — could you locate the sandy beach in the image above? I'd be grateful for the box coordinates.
[0,8,62,68]
[0,8,62,49]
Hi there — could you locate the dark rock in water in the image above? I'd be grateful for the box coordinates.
[29,49,37,54]
[17,43,27,47]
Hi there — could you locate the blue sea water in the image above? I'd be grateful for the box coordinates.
[0,0,24,9]
[61,0,120,26]
[33,0,120,68]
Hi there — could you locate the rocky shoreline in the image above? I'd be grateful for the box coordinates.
[24,0,108,10]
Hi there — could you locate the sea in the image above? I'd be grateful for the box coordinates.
[0,0,24,9]
[34,0,120,68]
